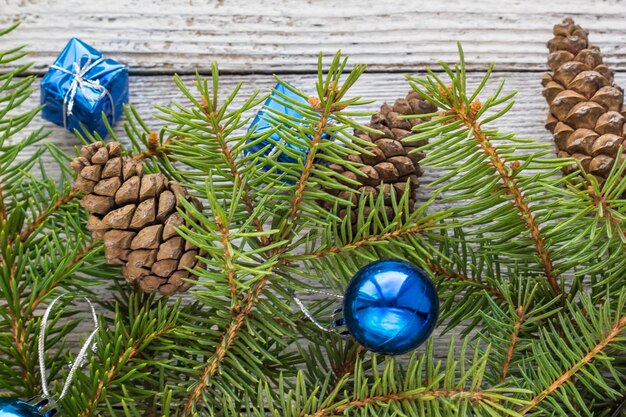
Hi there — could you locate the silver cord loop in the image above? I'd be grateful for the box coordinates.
[38,295,99,401]
[305,288,344,299]
[293,296,336,333]
[293,289,343,334]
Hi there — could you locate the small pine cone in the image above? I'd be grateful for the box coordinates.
[324,91,436,223]
[71,141,205,296]
[543,18,626,182]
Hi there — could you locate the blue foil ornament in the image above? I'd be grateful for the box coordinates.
[246,82,329,169]
[0,397,58,417]
[41,38,129,139]
[343,259,439,355]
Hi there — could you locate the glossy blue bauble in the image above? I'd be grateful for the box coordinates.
[343,259,439,355]
[0,397,58,417]
[246,82,330,169]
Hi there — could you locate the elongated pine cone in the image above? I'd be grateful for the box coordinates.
[324,91,436,222]
[543,18,626,181]
[71,141,204,296]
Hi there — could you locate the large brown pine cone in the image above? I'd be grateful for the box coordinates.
[71,141,204,296]
[542,18,626,181]
[324,91,436,222]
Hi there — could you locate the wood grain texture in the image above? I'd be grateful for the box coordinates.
[14,71,562,178]
[3,0,626,74]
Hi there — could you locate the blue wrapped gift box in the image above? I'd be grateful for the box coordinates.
[41,38,129,139]
[246,82,330,168]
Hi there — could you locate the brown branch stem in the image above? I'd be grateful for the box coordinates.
[181,275,269,415]
[132,132,174,161]
[287,224,430,261]
[501,305,524,382]
[215,212,238,298]
[5,244,32,390]
[426,260,504,300]
[9,314,36,392]
[132,146,171,161]
[331,345,365,386]
[307,389,487,417]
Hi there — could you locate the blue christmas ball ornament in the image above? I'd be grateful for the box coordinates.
[343,259,439,355]
[246,82,330,169]
[0,397,58,417]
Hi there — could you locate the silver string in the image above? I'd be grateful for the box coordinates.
[50,55,115,129]
[293,289,343,333]
[38,295,99,401]
[293,296,335,332]
[306,288,344,299]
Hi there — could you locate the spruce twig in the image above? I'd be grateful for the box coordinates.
[518,316,626,415]
[180,53,367,416]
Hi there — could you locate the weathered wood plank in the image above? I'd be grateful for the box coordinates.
[15,70,559,153]
[3,0,626,74]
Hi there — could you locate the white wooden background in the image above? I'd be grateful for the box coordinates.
[1,0,623,357]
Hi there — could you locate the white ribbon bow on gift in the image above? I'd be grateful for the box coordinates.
[50,55,115,129]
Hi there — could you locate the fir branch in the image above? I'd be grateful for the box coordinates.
[179,103,331,411]
[501,305,524,382]
[181,275,268,414]
[140,69,272,249]
[27,242,98,316]
[306,389,491,417]
[214,209,238,298]
[519,315,626,415]
[79,325,176,417]
[425,259,504,300]
[18,188,79,242]
[584,160,626,244]
[281,106,331,242]
[285,223,430,261]
[180,54,365,415]
[258,339,532,417]
[283,221,505,300]
[198,91,270,247]
[78,303,178,417]
[4,247,34,391]
[444,91,560,294]
[9,312,35,391]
